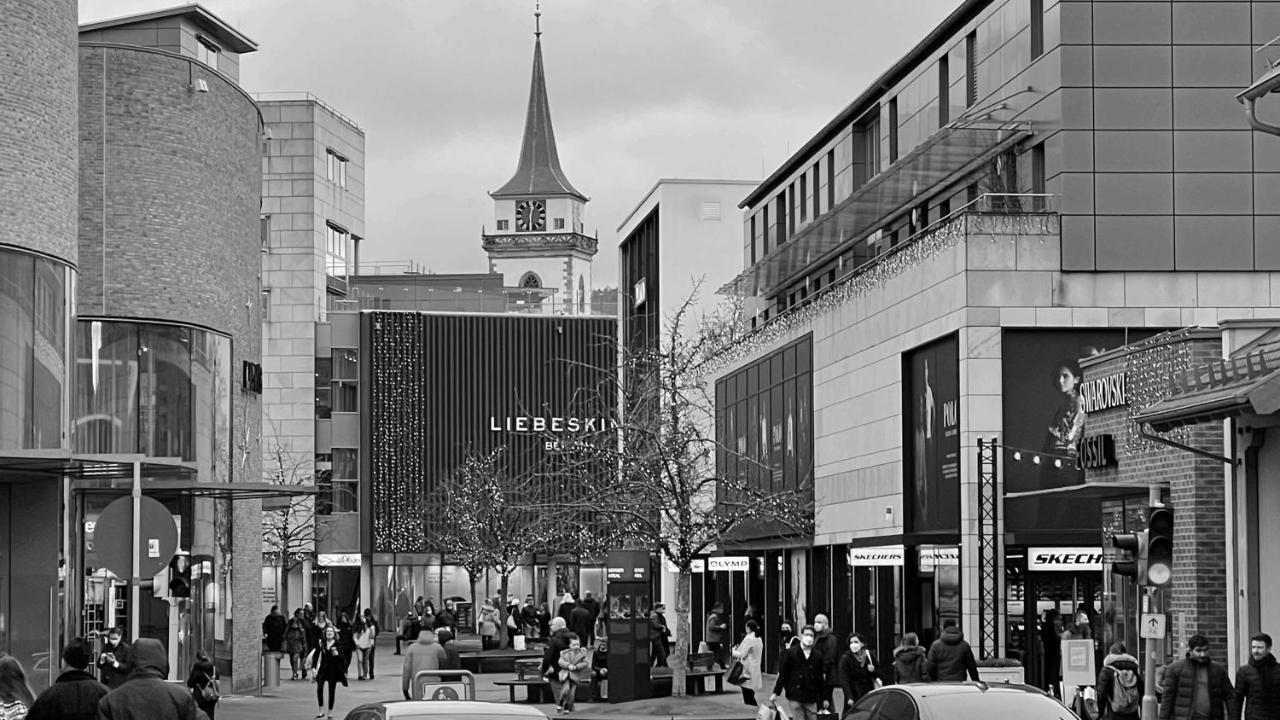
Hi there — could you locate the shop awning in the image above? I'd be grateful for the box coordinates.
[1136,347,1280,432]
[1004,481,1166,500]
[720,120,1032,298]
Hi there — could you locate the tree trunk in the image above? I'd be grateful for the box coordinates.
[674,568,691,697]
[497,572,511,648]
[279,560,290,612]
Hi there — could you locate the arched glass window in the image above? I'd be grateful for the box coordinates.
[520,272,541,288]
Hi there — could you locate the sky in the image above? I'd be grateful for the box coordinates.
[79,0,956,287]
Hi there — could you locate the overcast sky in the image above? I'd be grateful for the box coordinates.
[80,0,954,287]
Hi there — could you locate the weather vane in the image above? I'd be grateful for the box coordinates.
[534,1,542,39]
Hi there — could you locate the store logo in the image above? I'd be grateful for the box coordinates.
[1080,373,1126,413]
[1078,434,1117,469]
[1028,546,1104,571]
[489,416,617,433]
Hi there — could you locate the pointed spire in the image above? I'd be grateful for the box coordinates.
[491,10,587,202]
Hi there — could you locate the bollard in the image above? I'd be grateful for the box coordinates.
[263,651,283,690]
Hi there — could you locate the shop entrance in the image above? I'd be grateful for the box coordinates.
[1006,551,1102,694]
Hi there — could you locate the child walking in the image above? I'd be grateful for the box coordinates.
[556,632,590,714]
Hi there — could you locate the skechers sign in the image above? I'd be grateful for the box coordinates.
[1080,372,1126,413]
[1028,546,1104,572]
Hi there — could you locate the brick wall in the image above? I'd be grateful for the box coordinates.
[78,43,265,691]
[1085,331,1229,652]
[0,0,78,264]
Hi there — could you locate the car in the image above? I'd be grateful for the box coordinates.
[841,681,1080,720]
[342,700,550,720]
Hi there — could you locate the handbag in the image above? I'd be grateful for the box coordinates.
[557,668,569,682]
[726,659,747,686]
[200,677,220,704]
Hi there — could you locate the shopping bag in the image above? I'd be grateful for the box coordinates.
[513,635,526,651]
[756,704,777,720]
[773,701,792,720]
[726,660,747,686]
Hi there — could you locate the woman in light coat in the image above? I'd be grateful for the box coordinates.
[732,618,765,706]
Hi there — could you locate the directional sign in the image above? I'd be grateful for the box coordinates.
[1140,612,1167,639]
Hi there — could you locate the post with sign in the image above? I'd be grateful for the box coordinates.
[606,550,652,702]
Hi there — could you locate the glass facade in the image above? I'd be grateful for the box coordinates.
[0,247,72,450]
[73,320,232,480]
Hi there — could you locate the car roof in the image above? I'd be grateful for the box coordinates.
[880,681,1053,699]
[349,700,549,717]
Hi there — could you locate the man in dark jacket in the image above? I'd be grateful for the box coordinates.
[812,614,841,710]
[541,617,572,704]
[1232,632,1279,720]
[770,625,826,720]
[99,638,200,719]
[580,591,601,624]
[96,626,133,689]
[570,601,596,647]
[27,638,107,720]
[1159,634,1235,720]
[435,628,463,670]
[262,604,287,652]
[925,620,979,682]
[706,603,728,669]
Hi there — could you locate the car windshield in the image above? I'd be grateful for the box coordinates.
[920,691,1078,720]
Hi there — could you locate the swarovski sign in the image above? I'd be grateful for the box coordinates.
[1080,373,1126,413]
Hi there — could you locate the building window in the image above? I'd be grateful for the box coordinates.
[497,219,509,231]
[775,194,787,246]
[520,272,541,288]
[326,149,348,188]
[965,31,978,107]
[196,37,219,69]
[326,222,348,276]
[1031,142,1046,196]
[554,217,565,229]
[811,163,821,219]
[827,149,835,209]
[315,357,332,419]
[787,184,796,237]
[319,448,358,514]
[762,205,771,255]
[1031,0,1044,59]
[938,55,950,126]
[799,174,808,223]
[888,97,899,164]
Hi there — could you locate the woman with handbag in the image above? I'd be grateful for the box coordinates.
[310,625,349,719]
[731,619,765,706]
[186,650,219,720]
[838,633,879,718]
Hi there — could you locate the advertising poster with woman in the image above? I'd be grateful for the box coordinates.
[904,335,960,533]
[1001,329,1150,532]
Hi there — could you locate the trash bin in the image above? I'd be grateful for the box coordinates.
[263,651,282,689]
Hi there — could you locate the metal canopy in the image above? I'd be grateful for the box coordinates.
[0,452,313,500]
[1004,481,1166,500]
[721,121,1031,298]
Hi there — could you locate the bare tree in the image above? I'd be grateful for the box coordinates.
[261,430,324,610]
[545,285,813,696]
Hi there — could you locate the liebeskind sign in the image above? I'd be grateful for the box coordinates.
[1080,372,1126,413]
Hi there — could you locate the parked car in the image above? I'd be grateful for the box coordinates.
[343,700,549,720]
[842,682,1079,720]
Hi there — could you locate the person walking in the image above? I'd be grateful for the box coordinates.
[813,614,841,711]
[542,618,573,705]
[1041,610,1064,698]
[400,630,448,700]
[185,650,219,720]
[0,656,35,720]
[26,638,107,720]
[1234,632,1280,720]
[589,637,609,703]
[770,625,827,720]
[96,626,133,689]
[97,638,199,720]
[649,603,671,668]
[838,632,879,714]
[1095,643,1141,720]
[361,608,380,679]
[925,619,979,682]
[353,616,376,681]
[891,632,929,684]
[336,612,355,672]
[435,629,463,670]
[436,600,458,638]
[262,605,287,653]
[522,597,541,640]
[310,625,349,719]
[507,598,524,649]
[286,608,312,680]
[706,603,728,669]
[732,619,765,706]
[479,598,501,651]
[537,602,553,640]
[396,612,420,656]
[1158,634,1234,720]
[556,633,590,715]
[569,599,595,648]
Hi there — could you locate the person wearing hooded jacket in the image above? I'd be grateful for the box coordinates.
[26,638,107,720]
[1232,632,1280,720]
[924,620,979,682]
[98,638,200,720]
[435,628,463,671]
[1096,644,1142,720]
[400,630,448,700]
[892,632,929,684]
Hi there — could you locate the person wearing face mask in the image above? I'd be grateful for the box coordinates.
[1232,633,1280,720]
[812,614,840,712]
[1158,635,1234,720]
[770,625,827,720]
[1096,643,1141,720]
[838,633,879,716]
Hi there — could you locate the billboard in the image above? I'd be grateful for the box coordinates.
[1001,329,1150,532]
[903,334,960,533]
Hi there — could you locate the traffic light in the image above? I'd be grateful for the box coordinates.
[167,553,191,598]
[1146,507,1174,587]
[1110,531,1148,583]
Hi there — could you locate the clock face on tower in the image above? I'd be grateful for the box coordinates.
[515,199,546,232]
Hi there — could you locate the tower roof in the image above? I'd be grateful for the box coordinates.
[492,37,587,201]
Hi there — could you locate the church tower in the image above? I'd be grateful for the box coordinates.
[484,7,595,314]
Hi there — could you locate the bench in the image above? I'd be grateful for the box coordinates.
[650,652,725,696]
[494,657,552,703]
[458,648,542,674]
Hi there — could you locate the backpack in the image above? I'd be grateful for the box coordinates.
[199,675,220,704]
[1109,678,1139,715]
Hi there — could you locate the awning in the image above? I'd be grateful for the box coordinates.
[721,120,1032,298]
[1005,481,1165,500]
[1136,347,1280,432]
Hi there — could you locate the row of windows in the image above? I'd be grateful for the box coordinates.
[314,349,358,418]
[314,451,358,514]
[495,217,567,231]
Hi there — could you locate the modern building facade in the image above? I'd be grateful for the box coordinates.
[256,92,366,615]
[708,0,1280,683]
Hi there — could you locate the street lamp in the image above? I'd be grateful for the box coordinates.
[1237,61,1280,136]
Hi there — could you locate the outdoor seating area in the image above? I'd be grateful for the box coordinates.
[650,651,725,696]
[458,647,543,674]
